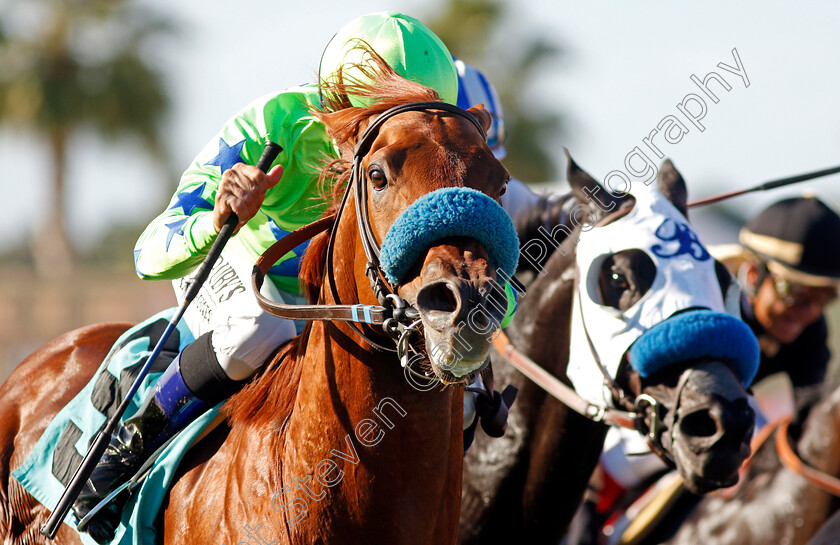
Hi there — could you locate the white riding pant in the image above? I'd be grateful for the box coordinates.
[174,251,304,381]
[600,426,668,489]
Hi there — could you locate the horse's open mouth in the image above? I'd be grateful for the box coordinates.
[402,331,488,387]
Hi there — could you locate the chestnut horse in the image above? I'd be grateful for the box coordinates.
[459,156,758,544]
[0,62,517,544]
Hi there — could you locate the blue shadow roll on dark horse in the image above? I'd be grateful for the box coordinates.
[458,153,759,544]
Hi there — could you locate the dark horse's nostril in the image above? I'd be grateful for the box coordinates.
[680,408,719,438]
[416,280,461,322]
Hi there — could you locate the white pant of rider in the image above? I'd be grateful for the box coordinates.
[600,426,669,489]
[173,251,303,381]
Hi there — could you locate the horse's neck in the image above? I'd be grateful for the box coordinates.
[732,385,840,543]
[278,241,462,542]
[792,383,840,485]
[513,191,577,248]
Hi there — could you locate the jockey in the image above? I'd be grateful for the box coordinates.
[728,195,840,394]
[567,194,840,545]
[72,12,462,543]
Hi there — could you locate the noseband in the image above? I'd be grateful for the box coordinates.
[253,101,487,368]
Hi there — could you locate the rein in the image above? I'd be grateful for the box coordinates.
[720,415,840,499]
[253,100,487,361]
[492,331,637,429]
[494,322,674,467]
[775,416,840,497]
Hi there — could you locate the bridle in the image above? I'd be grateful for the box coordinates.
[253,100,487,373]
[495,203,677,466]
[574,257,677,467]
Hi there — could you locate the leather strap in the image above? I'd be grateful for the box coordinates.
[775,416,840,497]
[492,331,637,429]
[252,101,487,342]
[252,215,391,325]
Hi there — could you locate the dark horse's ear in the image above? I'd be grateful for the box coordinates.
[658,159,689,218]
[564,148,621,216]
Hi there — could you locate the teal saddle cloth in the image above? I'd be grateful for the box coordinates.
[12,308,221,545]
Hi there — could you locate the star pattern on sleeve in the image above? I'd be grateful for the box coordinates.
[205,137,246,174]
[165,218,188,251]
[266,216,311,277]
[169,183,214,216]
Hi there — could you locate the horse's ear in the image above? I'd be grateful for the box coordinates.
[467,105,493,136]
[657,159,689,218]
[315,108,369,153]
[564,148,620,215]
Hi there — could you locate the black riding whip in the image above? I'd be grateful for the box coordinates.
[39,141,282,539]
[688,164,840,207]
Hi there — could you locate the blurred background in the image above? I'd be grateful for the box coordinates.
[1,0,839,382]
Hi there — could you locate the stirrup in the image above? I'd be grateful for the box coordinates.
[75,433,177,532]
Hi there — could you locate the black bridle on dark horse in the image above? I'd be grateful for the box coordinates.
[252,100,487,358]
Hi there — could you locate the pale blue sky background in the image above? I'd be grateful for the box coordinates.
[2,1,839,252]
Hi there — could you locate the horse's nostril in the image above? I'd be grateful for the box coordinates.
[680,409,718,438]
[416,281,460,316]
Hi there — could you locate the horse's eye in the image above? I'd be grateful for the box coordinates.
[368,167,387,190]
[611,272,630,291]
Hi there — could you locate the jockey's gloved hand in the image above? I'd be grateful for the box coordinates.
[476,384,519,438]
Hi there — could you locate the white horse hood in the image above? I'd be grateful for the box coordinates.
[567,186,725,407]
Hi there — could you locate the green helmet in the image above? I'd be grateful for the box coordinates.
[318,12,458,106]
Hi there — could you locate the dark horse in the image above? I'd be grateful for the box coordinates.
[0,59,518,544]
[642,377,840,545]
[459,156,758,544]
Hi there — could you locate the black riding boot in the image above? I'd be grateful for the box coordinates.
[72,333,242,544]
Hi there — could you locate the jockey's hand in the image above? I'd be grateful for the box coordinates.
[214,163,283,232]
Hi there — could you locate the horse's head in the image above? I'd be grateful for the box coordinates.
[564,153,758,493]
[312,52,518,386]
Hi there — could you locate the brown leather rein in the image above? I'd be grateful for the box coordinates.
[775,416,840,497]
[720,415,840,499]
[492,330,638,430]
[493,330,675,471]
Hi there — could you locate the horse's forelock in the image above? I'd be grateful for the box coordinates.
[315,43,441,145]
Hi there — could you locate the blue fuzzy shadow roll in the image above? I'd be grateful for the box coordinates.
[379,187,520,286]
[628,310,760,387]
